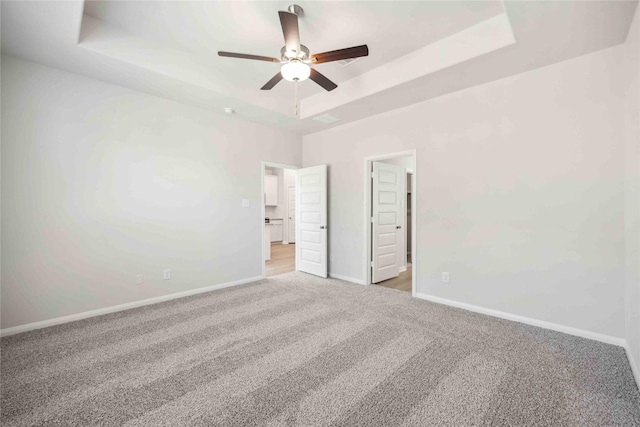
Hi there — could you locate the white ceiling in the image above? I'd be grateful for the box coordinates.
[1,1,638,135]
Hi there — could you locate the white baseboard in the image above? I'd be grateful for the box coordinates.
[414,292,626,347]
[329,273,365,285]
[0,275,264,338]
[624,344,640,390]
[400,266,407,273]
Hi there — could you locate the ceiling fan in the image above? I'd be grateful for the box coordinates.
[218,4,369,92]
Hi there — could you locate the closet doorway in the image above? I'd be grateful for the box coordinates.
[364,151,416,295]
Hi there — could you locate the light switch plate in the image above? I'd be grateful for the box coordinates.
[241,199,250,207]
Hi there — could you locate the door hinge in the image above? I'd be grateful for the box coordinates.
[370,217,374,223]
[370,261,374,268]
[371,172,374,178]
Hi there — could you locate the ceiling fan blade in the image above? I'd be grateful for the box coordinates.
[309,68,337,92]
[311,45,369,64]
[278,11,301,55]
[261,72,284,90]
[218,51,280,63]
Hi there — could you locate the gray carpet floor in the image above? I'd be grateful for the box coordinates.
[2,271,639,426]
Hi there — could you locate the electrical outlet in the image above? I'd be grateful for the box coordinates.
[163,269,171,280]
[441,272,450,283]
[136,274,143,285]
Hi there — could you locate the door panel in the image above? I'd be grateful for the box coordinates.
[288,186,296,243]
[296,165,327,278]
[372,162,403,283]
[399,172,407,270]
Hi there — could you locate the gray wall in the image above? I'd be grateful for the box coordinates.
[304,42,629,339]
[1,56,302,329]
[623,10,640,383]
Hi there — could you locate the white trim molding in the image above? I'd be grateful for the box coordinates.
[625,345,640,390]
[329,273,365,285]
[415,292,626,347]
[0,276,264,337]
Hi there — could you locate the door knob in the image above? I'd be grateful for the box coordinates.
[320,225,327,230]
[396,225,402,229]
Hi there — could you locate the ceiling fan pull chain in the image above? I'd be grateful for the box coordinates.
[295,79,299,117]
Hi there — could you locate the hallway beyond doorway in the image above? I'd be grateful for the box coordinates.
[266,243,295,277]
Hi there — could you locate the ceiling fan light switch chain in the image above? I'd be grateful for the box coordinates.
[294,80,299,118]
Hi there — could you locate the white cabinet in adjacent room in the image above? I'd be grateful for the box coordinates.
[265,224,271,260]
[265,175,278,206]
[269,219,283,242]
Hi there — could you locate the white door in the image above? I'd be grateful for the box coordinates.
[372,162,403,283]
[296,164,327,278]
[288,186,296,243]
[399,172,407,271]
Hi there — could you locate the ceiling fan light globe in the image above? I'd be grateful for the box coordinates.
[281,61,310,82]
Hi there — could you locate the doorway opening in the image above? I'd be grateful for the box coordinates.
[364,151,416,295]
[262,162,298,278]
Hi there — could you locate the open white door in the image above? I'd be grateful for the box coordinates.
[372,162,403,283]
[288,186,296,243]
[296,164,327,278]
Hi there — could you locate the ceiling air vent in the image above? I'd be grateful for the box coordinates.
[337,57,361,67]
[313,114,341,124]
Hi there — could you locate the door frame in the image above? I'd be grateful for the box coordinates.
[363,150,417,296]
[261,161,299,278]
[406,170,413,267]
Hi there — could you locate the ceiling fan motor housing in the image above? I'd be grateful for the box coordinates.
[281,44,310,62]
